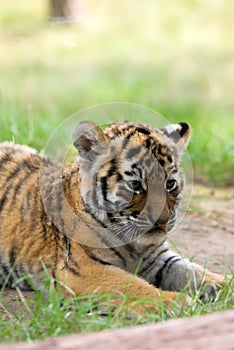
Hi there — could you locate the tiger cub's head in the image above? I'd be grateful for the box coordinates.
[73,121,191,245]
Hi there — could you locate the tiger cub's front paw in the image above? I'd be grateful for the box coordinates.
[199,282,221,302]
[198,272,230,302]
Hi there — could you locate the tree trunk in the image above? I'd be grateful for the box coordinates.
[49,0,81,24]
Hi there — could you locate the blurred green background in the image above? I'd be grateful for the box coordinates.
[0,0,233,185]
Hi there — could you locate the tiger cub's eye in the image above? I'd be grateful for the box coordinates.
[166,179,177,192]
[131,180,144,194]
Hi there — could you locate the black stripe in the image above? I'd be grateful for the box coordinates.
[64,235,71,260]
[64,246,79,274]
[116,172,123,181]
[106,247,126,267]
[51,224,60,275]
[1,160,24,183]
[1,262,14,287]
[67,266,80,277]
[86,251,112,266]
[91,245,125,268]
[125,131,135,139]
[100,176,108,201]
[0,153,12,169]
[135,127,150,135]
[0,157,37,211]
[139,248,169,275]
[99,158,120,203]
[43,173,65,234]
[30,175,42,232]
[107,158,117,177]
[158,159,165,167]
[0,168,25,211]
[9,245,17,267]
[1,262,10,277]
[54,182,66,234]
[69,255,80,269]
[125,127,150,140]
[81,219,127,268]
[167,155,172,163]
[153,256,176,288]
[11,169,35,207]
[85,204,108,228]
[166,257,182,273]
[121,138,130,151]
[124,242,140,259]
[42,213,49,241]
[14,262,25,282]
[41,177,54,221]
[107,212,118,223]
[145,139,151,149]
[126,146,141,160]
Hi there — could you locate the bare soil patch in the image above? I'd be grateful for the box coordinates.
[171,185,234,274]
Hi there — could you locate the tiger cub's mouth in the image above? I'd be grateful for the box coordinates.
[146,223,167,235]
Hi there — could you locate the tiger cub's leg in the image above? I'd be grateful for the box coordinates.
[139,243,225,301]
[57,264,186,313]
[55,252,188,313]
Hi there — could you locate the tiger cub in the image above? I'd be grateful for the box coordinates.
[0,121,224,311]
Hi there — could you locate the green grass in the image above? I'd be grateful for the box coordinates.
[0,275,233,343]
[0,0,233,343]
[0,0,233,185]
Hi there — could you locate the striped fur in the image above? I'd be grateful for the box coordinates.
[0,122,225,312]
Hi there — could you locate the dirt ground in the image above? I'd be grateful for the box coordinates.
[171,185,234,275]
[1,185,233,313]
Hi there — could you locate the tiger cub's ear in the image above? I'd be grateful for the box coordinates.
[73,121,107,158]
[161,122,191,159]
